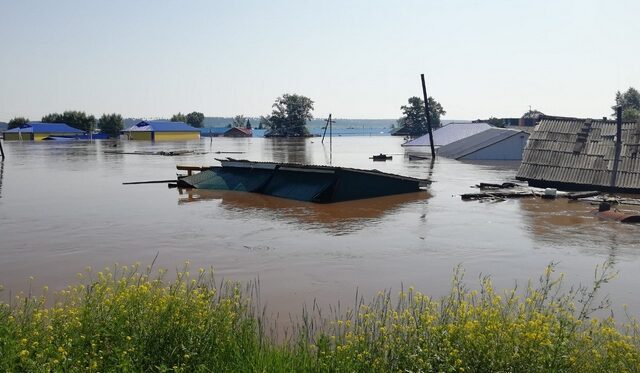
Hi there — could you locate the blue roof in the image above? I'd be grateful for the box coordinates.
[402,122,493,147]
[3,122,84,134]
[124,120,199,132]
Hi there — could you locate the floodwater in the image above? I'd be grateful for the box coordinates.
[0,137,639,318]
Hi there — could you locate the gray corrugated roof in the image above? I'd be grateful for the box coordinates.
[516,116,640,191]
[437,128,527,159]
[401,122,493,147]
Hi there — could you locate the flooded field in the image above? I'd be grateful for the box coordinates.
[0,136,638,317]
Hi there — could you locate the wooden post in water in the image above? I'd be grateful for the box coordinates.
[0,138,5,159]
[420,74,436,159]
[610,106,623,192]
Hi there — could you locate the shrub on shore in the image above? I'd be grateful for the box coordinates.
[0,262,638,372]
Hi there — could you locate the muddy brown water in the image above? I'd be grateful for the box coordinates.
[0,137,638,319]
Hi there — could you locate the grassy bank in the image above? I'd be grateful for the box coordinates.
[1,262,638,372]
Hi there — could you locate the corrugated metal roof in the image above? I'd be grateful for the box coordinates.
[437,128,528,159]
[516,116,640,191]
[124,120,200,132]
[3,122,84,133]
[401,122,493,147]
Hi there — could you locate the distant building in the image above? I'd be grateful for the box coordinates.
[223,127,252,138]
[122,120,200,141]
[402,122,493,148]
[437,128,530,160]
[3,122,84,141]
[516,116,640,192]
[201,127,228,137]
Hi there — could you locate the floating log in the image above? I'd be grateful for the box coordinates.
[566,191,601,200]
[461,191,535,201]
[123,179,177,185]
[478,182,519,189]
[105,150,200,156]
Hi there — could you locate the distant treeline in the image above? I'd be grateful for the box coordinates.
[123,117,398,129]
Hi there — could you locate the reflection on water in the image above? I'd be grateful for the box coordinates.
[178,189,430,235]
[0,160,4,199]
[266,138,311,164]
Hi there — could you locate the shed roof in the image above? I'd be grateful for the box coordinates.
[516,116,640,191]
[437,128,529,159]
[402,122,493,147]
[3,122,84,134]
[224,127,252,135]
[124,120,199,132]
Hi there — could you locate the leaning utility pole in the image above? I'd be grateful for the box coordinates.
[420,74,436,158]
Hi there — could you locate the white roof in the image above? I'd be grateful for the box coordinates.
[402,122,493,147]
[437,128,528,159]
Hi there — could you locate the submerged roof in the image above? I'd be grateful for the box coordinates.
[224,127,252,135]
[124,120,200,132]
[437,128,529,159]
[3,122,84,134]
[402,122,493,147]
[516,116,640,191]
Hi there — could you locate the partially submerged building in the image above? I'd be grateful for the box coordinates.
[516,116,640,193]
[123,120,200,141]
[3,122,84,141]
[223,127,252,138]
[437,128,530,160]
[402,122,493,148]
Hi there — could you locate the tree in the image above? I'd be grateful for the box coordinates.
[397,96,446,136]
[8,117,29,130]
[521,109,544,119]
[487,117,505,127]
[97,113,123,137]
[261,94,314,137]
[171,112,187,123]
[246,119,252,130]
[613,87,640,121]
[231,115,246,128]
[42,111,96,132]
[185,112,205,128]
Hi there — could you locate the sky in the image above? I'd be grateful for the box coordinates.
[1,0,639,122]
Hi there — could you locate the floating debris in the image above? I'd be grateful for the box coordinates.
[105,150,202,156]
[370,153,392,161]
[591,202,640,223]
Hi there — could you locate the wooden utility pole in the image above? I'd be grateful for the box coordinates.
[610,106,623,191]
[321,114,334,144]
[420,74,436,158]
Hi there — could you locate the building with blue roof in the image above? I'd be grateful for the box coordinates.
[3,122,84,141]
[122,120,200,141]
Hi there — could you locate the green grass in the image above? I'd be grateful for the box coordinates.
[0,261,638,372]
